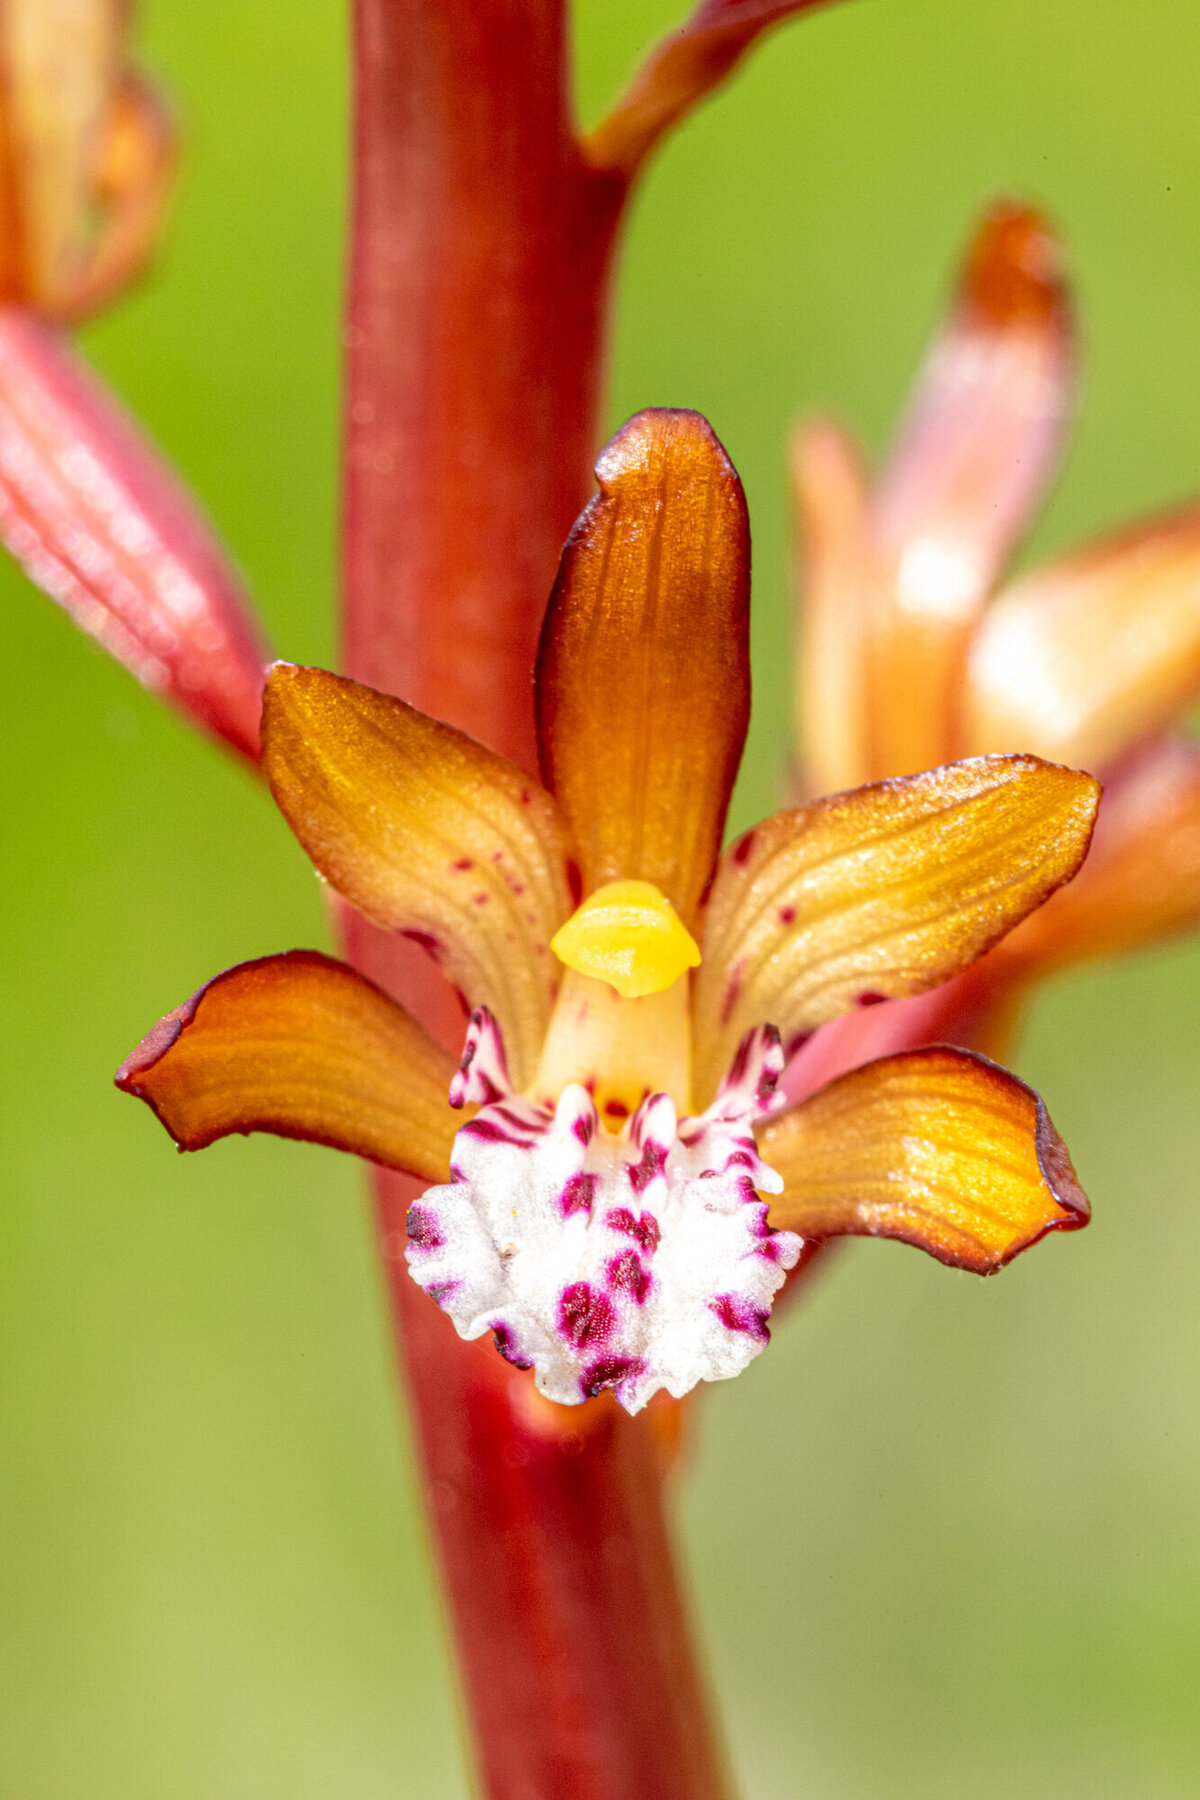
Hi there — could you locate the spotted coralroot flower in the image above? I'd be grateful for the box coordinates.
[118,410,1098,1412]
[794,200,1200,1028]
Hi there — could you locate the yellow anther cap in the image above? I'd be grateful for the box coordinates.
[550,880,702,1000]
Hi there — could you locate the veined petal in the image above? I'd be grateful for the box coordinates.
[116,950,457,1183]
[693,755,1098,1101]
[792,417,872,795]
[535,409,749,928]
[582,0,836,179]
[989,736,1200,972]
[262,665,573,1089]
[964,500,1200,772]
[760,1046,1088,1273]
[863,203,1073,778]
[0,311,268,761]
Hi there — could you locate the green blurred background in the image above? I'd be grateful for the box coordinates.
[3,0,1200,1793]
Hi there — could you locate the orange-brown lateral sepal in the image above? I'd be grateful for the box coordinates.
[694,755,1099,1101]
[760,1046,1088,1273]
[115,950,457,1183]
[535,409,749,928]
[262,665,573,1089]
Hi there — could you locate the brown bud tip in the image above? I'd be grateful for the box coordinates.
[959,200,1066,329]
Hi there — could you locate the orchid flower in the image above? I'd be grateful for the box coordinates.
[118,409,1096,1414]
[794,201,1200,1050]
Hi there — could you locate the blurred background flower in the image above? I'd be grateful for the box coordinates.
[4,1,1200,1796]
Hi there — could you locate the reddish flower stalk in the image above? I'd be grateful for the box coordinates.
[341,4,714,1794]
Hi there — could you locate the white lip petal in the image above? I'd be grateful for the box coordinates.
[406,1023,803,1413]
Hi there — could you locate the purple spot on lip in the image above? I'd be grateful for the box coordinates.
[607,1208,660,1254]
[783,1029,813,1059]
[778,904,796,925]
[629,1139,669,1194]
[559,1281,615,1350]
[566,860,584,906]
[607,1249,651,1304]
[473,892,490,906]
[604,1097,630,1123]
[582,1354,644,1399]
[462,1117,538,1147]
[492,1323,533,1369]
[405,1203,443,1250]
[732,829,757,866]
[571,1111,595,1147]
[451,857,473,871]
[857,990,887,1008]
[560,1172,599,1218]
[710,1293,770,1342]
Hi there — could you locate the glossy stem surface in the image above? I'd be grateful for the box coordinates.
[342,4,729,1795]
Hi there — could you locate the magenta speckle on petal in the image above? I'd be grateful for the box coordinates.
[572,1111,595,1148]
[607,1249,651,1304]
[583,1355,644,1399]
[560,1171,599,1218]
[711,1294,770,1342]
[719,961,746,1027]
[405,1203,443,1251]
[559,1281,615,1350]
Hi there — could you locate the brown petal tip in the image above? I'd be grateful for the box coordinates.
[960,200,1067,330]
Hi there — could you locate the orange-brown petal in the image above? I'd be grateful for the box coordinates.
[965,499,1200,772]
[861,202,1073,779]
[535,409,749,928]
[115,950,458,1182]
[791,416,873,796]
[262,665,573,1090]
[987,735,1200,974]
[760,1046,1088,1273]
[582,0,836,179]
[693,754,1098,1100]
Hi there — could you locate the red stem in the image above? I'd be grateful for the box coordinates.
[341,4,729,1794]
